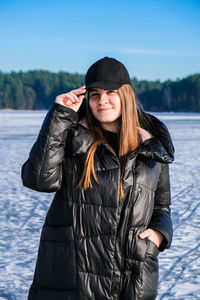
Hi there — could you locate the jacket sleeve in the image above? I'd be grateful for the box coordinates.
[149,163,173,251]
[21,103,78,193]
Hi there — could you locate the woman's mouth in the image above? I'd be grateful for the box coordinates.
[98,108,112,112]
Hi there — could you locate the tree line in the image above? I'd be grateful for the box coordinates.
[0,70,200,112]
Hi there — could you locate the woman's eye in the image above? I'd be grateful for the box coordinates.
[108,90,115,94]
[90,93,98,97]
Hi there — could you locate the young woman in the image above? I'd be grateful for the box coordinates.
[22,57,174,300]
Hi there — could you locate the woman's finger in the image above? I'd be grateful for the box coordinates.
[63,93,75,105]
[78,94,86,102]
[139,229,152,239]
[67,92,80,104]
[139,229,163,248]
[72,86,86,96]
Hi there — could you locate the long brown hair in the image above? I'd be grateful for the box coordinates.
[77,84,140,197]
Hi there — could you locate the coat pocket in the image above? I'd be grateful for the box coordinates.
[34,225,77,290]
[139,239,159,299]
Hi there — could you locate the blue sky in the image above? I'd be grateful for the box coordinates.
[0,0,200,81]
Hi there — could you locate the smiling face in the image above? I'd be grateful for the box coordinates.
[88,88,122,133]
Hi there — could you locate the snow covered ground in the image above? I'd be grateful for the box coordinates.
[0,110,200,300]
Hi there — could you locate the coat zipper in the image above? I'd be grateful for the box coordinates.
[119,155,137,294]
[101,145,138,297]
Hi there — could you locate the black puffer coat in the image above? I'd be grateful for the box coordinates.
[22,103,174,300]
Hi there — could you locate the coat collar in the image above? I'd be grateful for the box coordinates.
[137,138,174,163]
[69,113,174,164]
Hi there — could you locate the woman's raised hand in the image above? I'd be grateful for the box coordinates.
[55,86,86,112]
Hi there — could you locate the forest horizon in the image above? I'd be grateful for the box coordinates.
[0,70,200,112]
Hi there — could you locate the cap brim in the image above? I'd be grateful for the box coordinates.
[86,80,123,91]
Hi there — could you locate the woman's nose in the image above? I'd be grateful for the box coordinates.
[99,94,109,105]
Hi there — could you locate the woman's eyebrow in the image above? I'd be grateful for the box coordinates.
[89,88,99,92]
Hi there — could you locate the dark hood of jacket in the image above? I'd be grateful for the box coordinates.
[70,108,174,164]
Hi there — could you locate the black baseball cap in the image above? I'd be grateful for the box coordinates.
[85,57,131,90]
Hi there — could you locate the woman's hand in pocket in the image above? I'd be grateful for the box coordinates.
[139,228,163,248]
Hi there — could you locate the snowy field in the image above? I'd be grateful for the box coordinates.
[0,110,200,300]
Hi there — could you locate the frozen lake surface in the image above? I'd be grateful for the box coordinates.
[0,110,200,299]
